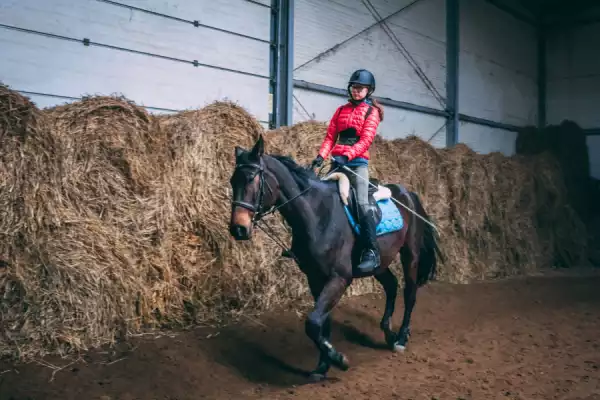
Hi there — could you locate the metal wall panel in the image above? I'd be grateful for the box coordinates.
[0,0,271,121]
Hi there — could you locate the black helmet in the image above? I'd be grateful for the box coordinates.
[348,69,376,97]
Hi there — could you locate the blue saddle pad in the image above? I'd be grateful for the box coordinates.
[343,198,404,236]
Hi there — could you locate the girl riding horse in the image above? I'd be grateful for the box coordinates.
[311,69,384,274]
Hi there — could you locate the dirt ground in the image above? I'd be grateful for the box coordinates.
[1,269,600,400]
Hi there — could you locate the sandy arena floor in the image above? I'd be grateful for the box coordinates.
[1,269,599,400]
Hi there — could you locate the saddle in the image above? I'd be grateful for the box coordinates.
[322,172,391,225]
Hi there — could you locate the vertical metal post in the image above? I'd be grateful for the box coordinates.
[537,24,546,128]
[269,0,281,129]
[279,0,294,126]
[445,0,459,147]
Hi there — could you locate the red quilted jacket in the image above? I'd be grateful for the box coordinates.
[318,100,381,161]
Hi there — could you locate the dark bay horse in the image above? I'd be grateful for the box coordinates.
[228,135,442,382]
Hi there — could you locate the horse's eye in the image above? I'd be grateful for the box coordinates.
[245,173,256,184]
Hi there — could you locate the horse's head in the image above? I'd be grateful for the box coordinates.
[229,135,279,240]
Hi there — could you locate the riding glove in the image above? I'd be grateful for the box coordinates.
[311,155,324,169]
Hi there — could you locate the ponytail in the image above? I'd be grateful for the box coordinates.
[371,98,384,122]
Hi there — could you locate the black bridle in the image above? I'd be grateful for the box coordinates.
[232,158,319,223]
[231,158,271,221]
[230,157,324,259]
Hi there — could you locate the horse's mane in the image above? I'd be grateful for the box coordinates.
[269,154,319,188]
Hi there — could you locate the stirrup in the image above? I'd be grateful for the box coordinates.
[357,249,380,272]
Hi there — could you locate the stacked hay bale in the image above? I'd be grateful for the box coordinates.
[155,103,308,321]
[266,122,587,282]
[0,84,588,361]
[516,121,593,266]
[0,88,175,359]
[367,135,456,282]
[0,85,63,359]
[516,121,591,221]
[0,87,309,360]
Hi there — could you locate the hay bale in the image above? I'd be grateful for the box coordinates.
[0,84,590,361]
[0,83,60,235]
[156,101,264,239]
[516,120,591,220]
[480,152,541,276]
[0,84,66,358]
[526,152,588,267]
[0,90,175,359]
[265,120,327,164]
[368,135,460,281]
[437,144,496,281]
[156,102,309,322]
[45,96,167,196]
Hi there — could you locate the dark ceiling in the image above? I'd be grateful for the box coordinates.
[519,0,597,16]
[488,0,600,25]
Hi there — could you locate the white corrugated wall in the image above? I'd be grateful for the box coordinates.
[293,0,448,147]
[457,0,537,156]
[293,0,447,148]
[0,0,563,160]
[0,0,271,123]
[292,0,537,155]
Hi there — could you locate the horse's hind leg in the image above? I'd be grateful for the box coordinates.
[396,247,418,351]
[374,268,399,350]
[305,275,351,375]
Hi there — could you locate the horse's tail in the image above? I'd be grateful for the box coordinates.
[409,192,443,287]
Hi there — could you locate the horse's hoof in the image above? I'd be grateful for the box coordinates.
[308,371,327,382]
[331,352,350,371]
[392,342,406,353]
[384,331,397,348]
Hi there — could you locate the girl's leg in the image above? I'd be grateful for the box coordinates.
[354,165,381,273]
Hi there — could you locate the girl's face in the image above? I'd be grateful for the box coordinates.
[350,84,369,101]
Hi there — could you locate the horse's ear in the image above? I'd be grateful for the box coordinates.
[235,146,245,159]
[250,135,264,159]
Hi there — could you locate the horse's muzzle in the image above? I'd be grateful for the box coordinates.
[230,224,251,240]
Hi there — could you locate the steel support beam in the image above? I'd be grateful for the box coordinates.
[445,0,459,146]
[293,79,448,118]
[268,0,281,129]
[279,0,294,126]
[537,25,546,128]
[548,16,600,29]
[458,113,521,132]
[268,0,293,129]
[294,79,525,132]
[585,128,600,136]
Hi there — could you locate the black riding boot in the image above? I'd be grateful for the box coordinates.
[357,207,380,273]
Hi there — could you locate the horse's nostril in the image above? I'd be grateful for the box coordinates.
[231,225,249,240]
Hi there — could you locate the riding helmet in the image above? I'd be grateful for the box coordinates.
[348,69,376,96]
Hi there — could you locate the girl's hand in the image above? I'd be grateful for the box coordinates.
[311,155,324,169]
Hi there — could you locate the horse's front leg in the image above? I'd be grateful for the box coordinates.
[304,275,350,375]
[305,274,331,382]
